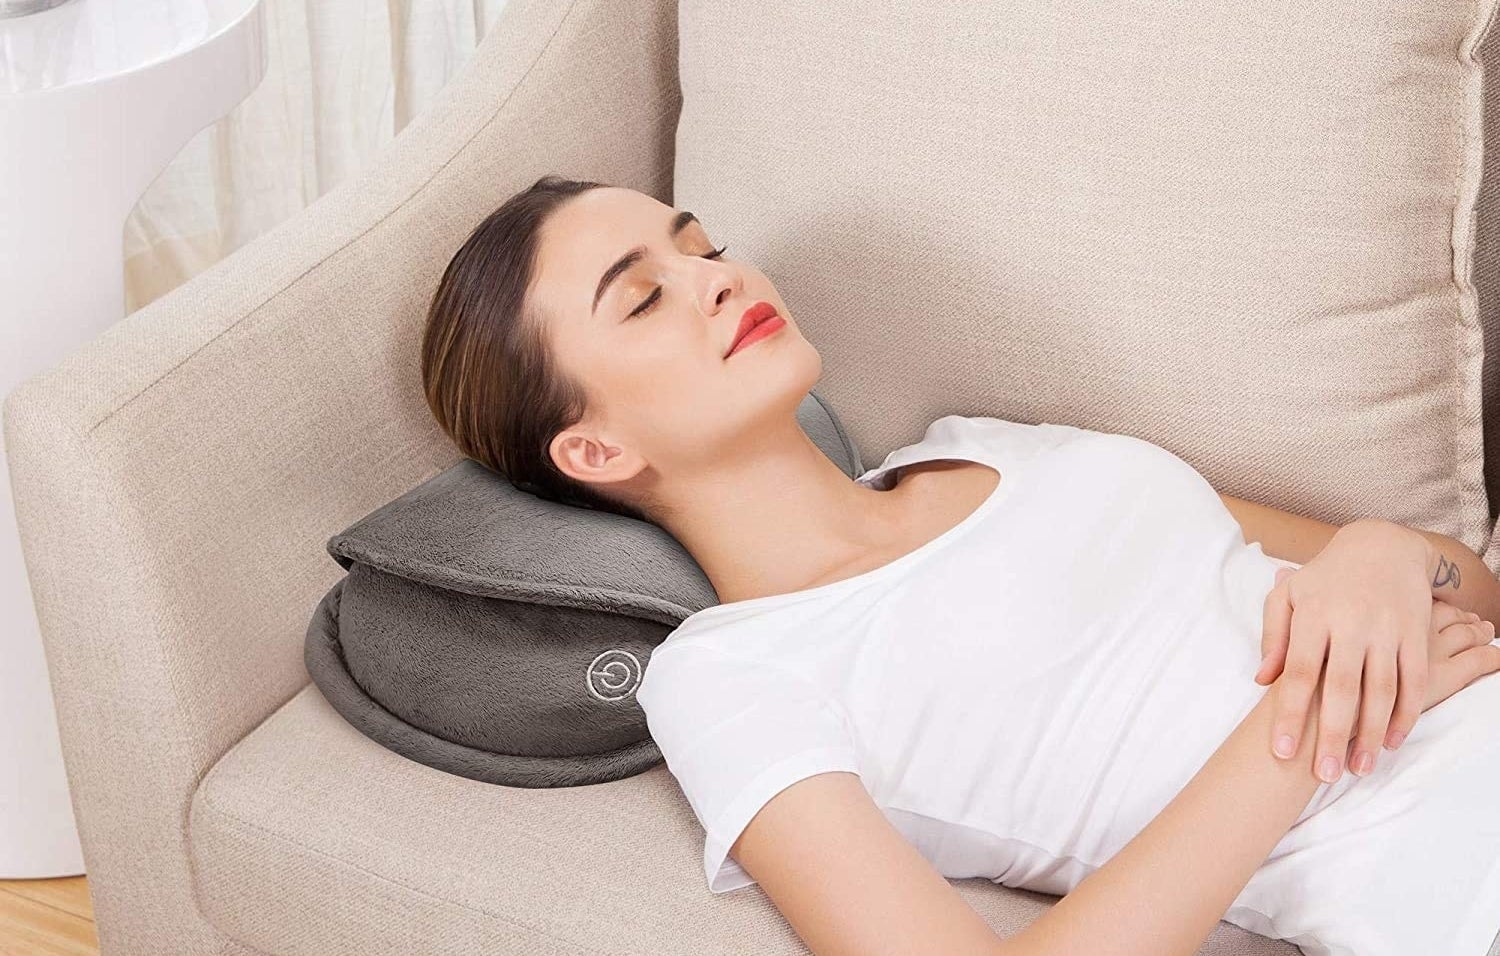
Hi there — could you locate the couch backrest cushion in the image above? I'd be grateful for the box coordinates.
[1476,28,1500,546]
[674,0,1500,556]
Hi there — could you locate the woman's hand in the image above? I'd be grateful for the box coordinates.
[1259,564,1500,782]
[1253,520,1435,784]
[1421,596,1500,711]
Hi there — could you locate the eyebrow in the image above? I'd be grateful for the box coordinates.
[591,209,701,316]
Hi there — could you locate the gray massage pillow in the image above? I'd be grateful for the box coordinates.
[304,390,863,788]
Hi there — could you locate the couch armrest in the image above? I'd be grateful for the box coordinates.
[0,0,680,950]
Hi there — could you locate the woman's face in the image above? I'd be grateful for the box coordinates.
[532,186,821,491]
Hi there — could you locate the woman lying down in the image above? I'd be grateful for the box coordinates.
[419,175,1500,956]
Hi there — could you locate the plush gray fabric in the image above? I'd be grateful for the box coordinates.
[304,390,862,787]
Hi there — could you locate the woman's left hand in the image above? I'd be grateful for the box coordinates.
[1254,519,1434,783]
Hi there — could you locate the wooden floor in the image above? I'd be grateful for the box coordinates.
[0,877,98,956]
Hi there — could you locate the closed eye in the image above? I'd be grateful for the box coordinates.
[626,245,730,319]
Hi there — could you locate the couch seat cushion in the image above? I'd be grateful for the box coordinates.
[188,684,1298,955]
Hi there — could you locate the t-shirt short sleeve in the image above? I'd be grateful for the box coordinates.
[635,643,862,894]
[960,415,1095,460]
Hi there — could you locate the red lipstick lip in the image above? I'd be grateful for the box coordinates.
[725,301,780,358]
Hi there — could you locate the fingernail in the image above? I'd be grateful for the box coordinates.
[1385,729,1407,750]
[1274,734,1296,758]
[1318,755,1341,782]
[1351,751,1373,775]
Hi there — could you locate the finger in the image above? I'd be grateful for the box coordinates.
[1478,618,1498,645]
[1386,634,1428,750]
[1447,644,1500,699]
[1458,644,1500,684]
[1432,619,1471,656]
[1254,649,1280,685]
[1271,604,1327,760]
[1430,599,1469,632]
[1257,571,1294,681]
[1315,636,1366,782]
[1348,644,1397,776]
[1257,572,1294,686]
[1452,618,1495,649]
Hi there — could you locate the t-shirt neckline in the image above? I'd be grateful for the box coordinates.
[672,443,1017,629]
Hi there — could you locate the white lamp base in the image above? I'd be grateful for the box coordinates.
[0,0,267,878]
[0,0,75,20]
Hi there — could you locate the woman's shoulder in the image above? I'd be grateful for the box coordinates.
[635,634,838,737]
[911,413,1100,465]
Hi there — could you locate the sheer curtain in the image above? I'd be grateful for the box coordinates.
[123,0,510,312]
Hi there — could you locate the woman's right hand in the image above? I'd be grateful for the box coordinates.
[1422,598,1500,712]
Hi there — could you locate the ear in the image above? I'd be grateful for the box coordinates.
[548,427,647,489]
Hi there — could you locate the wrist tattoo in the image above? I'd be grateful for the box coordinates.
[1433,553,1462,591]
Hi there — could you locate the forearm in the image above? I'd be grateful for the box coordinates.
[1001,687,1323,956]
[1401,525,1500,625]
[1219,495,1500,624]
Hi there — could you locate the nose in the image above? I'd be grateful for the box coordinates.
[699,257,741,317]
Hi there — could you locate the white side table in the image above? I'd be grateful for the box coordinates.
[0,0,265,878]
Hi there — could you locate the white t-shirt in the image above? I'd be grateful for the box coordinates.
[634,415,1500,956]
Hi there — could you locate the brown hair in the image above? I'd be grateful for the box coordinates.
[420,173,654,523]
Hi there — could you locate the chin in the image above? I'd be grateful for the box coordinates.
[718,331,823,419]
[772,338,824,409]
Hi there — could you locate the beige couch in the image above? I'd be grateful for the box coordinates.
[7,0,1500,952]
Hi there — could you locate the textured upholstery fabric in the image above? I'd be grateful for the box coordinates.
[1476,18,1500,572]
[3,0,681,951]
[4,0,1500,953]
[674,0,1500,571]
[188,684,1300,956]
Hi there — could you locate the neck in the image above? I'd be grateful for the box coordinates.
[654,414,908,606]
